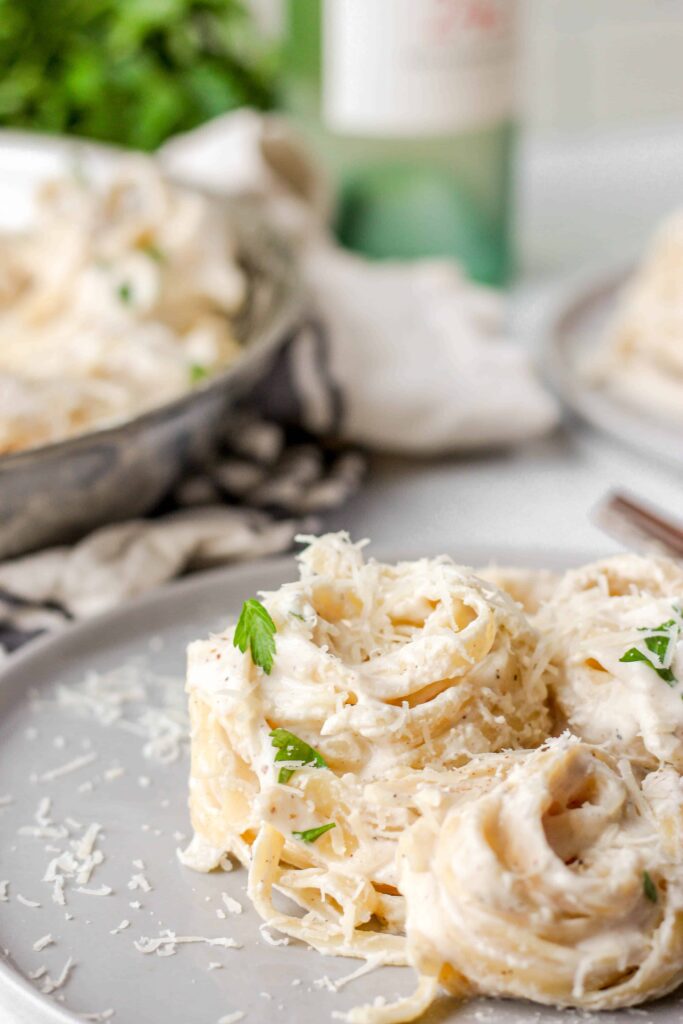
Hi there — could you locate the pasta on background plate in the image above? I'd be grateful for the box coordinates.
[182,534,683,1023]
[589,210,683,421]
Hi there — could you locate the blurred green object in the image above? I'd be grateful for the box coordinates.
[336,158,512,286]
[279,0,517,286]
[0,0,276,150]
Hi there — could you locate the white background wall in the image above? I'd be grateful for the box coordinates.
[522,0,683,133]
[252,0,683,135]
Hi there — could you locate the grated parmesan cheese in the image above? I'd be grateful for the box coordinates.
[52,877,66,906]
[134,930,242,957]
[221,893,243,915]
[127,873,151,894]
[37,752,98,783]
[17,894,41,908]
[41,956,74,994]
[51,662,188,764]
[75,885,113,897]
[259,927,289,947]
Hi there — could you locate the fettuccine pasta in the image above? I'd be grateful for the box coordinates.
[183,535,683,1022]
[539,553,683,770]
[399,735,683,1010]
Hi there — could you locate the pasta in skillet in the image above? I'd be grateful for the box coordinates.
[182,535,683,1023]
[0,158,245,454]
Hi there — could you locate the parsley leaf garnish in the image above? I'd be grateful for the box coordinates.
[620,618,678,685]
[292,822,336,844]
[270,728,327,784]
[117,281,133,304]
[233,599,276,674]
[621,647,676,684]
[189,363,209,384]
[643,870,658,903]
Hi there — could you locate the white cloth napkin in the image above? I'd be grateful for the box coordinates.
[160,108,559,454]
[0,507,302,625]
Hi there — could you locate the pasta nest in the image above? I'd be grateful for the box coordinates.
[398,734,683,1010]
[187,533,551,858]
[186,534,552,968]
[537,554,683,769]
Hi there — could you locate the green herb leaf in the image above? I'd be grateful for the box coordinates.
[289,611,305,621]
[642,619,676,660]
[292,822,336,844]
[620,647,676,684]
[270,728,327,785]
[620,618,678,685]
[233,598,276,675]
[189,363,209,385]
[117,281,133,304]
[643,870,658,903]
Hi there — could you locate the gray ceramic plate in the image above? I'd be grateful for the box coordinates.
[541,262,683,471]
[0,132,302,558]
[0,546,677,1024]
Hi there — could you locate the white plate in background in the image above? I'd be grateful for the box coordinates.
[540,262,683,471]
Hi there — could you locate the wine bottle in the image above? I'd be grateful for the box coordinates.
[281,0,518,285]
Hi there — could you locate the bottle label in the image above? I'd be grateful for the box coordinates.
[322,0,518,137]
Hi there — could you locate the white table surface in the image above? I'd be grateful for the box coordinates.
[324,122,683,562]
